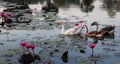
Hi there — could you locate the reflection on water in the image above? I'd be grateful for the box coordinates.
[53,0,80,8]
[80,0,94,13]
[101,0,120,18]
[3,0,120,16]
[3,0,46,4]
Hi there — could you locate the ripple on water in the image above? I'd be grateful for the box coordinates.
[103,48,116,52]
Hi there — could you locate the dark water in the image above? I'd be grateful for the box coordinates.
[0,0,120,64]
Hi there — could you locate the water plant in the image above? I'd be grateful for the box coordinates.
[89,43,96,56]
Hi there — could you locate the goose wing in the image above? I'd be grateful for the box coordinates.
[74,26,82,34]
[65,26,81,34]
[99,25,115,34]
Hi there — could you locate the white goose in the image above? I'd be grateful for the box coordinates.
[56,21,83,35]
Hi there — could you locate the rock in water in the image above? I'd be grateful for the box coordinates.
[61,51,68,63]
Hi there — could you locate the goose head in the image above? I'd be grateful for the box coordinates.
[91,21,99,31]
[55,20,62,26]
[91,21,99,26]
[81,25,89,35]
[82,25,88,32]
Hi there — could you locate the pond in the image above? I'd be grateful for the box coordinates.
[0,0,120,64]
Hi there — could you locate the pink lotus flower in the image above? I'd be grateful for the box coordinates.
[25,44,31,49]
[29,44,35,49]
[0,12,4,17]
[74,23,79,26]
[80,20,83,23]
[6,12,12,17]
[89,43,96,49]
[74,20,83,26]
[20,41,27,47]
